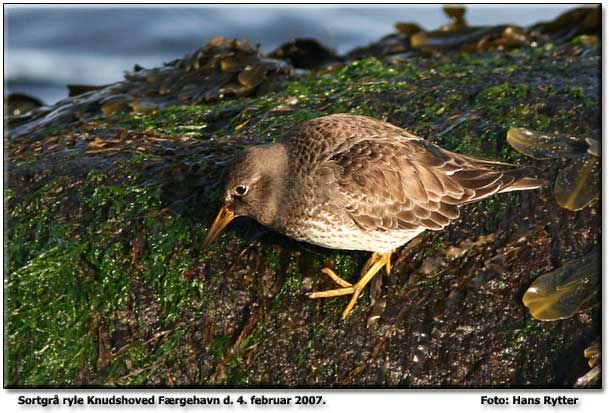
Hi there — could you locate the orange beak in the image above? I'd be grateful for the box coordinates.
[200,206,235,252]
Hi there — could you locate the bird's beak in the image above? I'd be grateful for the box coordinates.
[200,206,235,252]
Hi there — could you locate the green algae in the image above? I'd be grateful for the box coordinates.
[7,243,95,386]
[334,252,363,280]
[6,39,600,387]
[116,49,595,171]
[6,168,213,385]
[121,100,244,138]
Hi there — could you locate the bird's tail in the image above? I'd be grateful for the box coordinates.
[451,165,546,207]
[454,151,547,193]
[497,169,547,194]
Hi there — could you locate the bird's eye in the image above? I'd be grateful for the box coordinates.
[234,185,248,196]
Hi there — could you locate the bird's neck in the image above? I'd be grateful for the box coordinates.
[255,143,289,226]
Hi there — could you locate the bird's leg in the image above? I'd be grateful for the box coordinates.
[317,252,379,288]
[313,253,377,292]
[340,252,392,319]
[308,252,393,319]
[320,268,352,288]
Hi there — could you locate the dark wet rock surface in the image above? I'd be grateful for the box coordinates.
[6,6,600,388]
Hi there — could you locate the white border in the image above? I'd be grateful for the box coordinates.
[1,1,606,412]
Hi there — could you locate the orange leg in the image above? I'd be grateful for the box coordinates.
[308,252,393,319]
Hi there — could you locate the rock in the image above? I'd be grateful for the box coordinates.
[6,12,600,388]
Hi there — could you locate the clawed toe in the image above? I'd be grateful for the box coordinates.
[308,252,393,319]
[320,267,353,288]
[307,286,363,320]
[307,286,354,299]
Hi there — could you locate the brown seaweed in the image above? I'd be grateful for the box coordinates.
[522,249,599,321]
[532,6,600,42]
[506,127,590,159]
[575,340,600,388]
[440,4,467,31]
[5,92,44,116]
[554,155,600,211]
[268,38,342,69]
[7,37,293,140]
[506,127,600,212]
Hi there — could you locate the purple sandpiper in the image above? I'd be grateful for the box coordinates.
[201,114,544,319]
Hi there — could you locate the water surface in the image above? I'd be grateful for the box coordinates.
[5,5,577,103]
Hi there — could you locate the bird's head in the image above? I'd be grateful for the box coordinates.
[200,144,288,251]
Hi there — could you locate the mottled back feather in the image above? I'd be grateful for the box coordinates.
[283,114,544,233]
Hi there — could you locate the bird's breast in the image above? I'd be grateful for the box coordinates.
[272,203,423,253]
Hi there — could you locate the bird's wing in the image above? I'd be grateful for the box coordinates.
[328,138,538,232]
[285,114,422,178]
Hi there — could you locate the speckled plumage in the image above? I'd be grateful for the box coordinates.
[226,114,543,253]
[205,114,544,318]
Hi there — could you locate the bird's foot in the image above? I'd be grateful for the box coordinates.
[319,267,353,288]
[307,252,392,320]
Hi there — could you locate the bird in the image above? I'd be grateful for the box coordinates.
[200,114,544,319]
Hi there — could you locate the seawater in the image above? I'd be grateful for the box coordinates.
[5,5,577,104]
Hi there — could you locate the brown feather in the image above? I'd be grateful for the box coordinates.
[294,116,544,234]
[255,114,547,252]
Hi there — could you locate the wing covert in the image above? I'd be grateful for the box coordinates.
[327,138,521,232]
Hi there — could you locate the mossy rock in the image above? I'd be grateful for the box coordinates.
[6,40,600,387]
